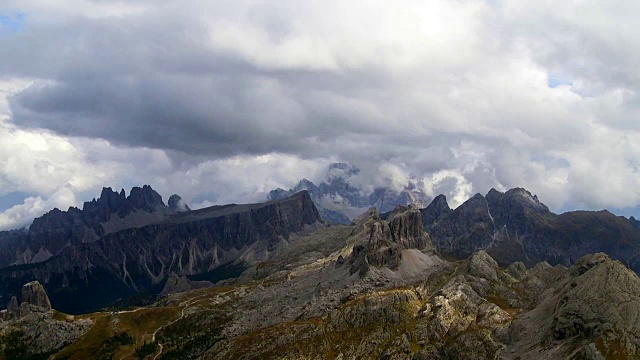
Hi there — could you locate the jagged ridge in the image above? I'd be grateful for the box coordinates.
[0,191,321,314]
[422,187,640,273]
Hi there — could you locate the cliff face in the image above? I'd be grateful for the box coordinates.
[349,205,434,276]
[423,188,640,272]
[0,185,177,267]
[0,191,321,314]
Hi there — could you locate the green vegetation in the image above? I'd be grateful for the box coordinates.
[156,313,228,359]
[97,332,134,360]
[134,341,158,359]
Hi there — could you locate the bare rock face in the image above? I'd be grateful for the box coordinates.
[498,253,640,359]
[21,281,51,311]
[0,185,176,270]
[0,191,322,314]
[3,281,52,320]
[5,296,18,318]
[420,194,451,227]
[466,250,499,282]
[349,205,434,275]
[553,254,640,351]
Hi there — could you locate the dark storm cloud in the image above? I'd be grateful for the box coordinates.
[1,0,640,231]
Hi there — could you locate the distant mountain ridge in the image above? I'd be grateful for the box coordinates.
[422,187,640,273]
[0,185,181,268]
[0,190,321,313]
[269,163,431,224]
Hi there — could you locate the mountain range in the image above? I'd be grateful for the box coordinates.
[422,187,640,273]
[0,187,319,313]
[1,180,640,358]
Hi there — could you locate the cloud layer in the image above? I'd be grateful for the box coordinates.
[1,0,639,229]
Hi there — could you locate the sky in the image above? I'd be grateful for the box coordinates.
[1,0,640,230]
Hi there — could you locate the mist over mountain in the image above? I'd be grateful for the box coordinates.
[269,163,432,224]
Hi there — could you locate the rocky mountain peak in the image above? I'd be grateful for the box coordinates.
[168,194,191,212]
[21,280,52,311]
[421,194,451,226]
[485,188,504,207]
[500,187,550,213]
[128,184,164,210]
[96,187,127,209]
[456,193,491,218]
[4,280,52,320]
[5,184,179,269]
[550,253,640,353]
[386,205,430,248]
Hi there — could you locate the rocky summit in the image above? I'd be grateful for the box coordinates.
[0,184,639,359]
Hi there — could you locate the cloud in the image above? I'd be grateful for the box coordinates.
[0,0,639,229]
[0,186,76,230]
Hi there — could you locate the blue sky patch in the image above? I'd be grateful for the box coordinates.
[547,76,572,88]
[0,11,25,34]
[0,191,32,212]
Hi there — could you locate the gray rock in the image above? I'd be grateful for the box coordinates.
[21,281,51,311]
[160,272,211,296]
[349,205,434,275]
[505,261,526,280]
[466,251,499,281]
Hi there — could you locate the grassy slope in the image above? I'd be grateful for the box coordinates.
[51,286,239,360]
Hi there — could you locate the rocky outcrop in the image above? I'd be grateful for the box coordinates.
[20,281,51,312]
[0,281,91,356]
[424,187,640,273]
[505,261,527,280]
[3,281,51,320]
[0,191,322,314]
[498,253,640,359]
[466,250,499,282]
[160,273,211,296]
[348,205,434,276]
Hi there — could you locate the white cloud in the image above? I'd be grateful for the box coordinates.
[0,186,76,230]
[0,0,640,229]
